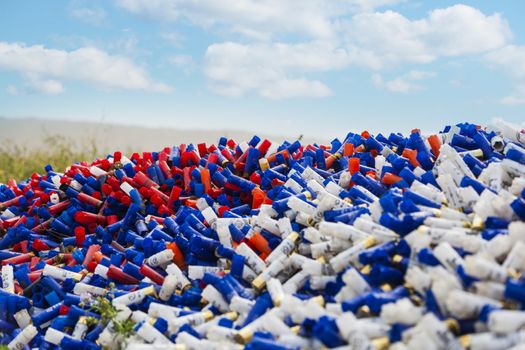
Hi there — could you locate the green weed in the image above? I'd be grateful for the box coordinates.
[0,135,100,184]
[87,288,136,350]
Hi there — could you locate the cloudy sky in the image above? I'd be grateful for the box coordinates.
[0,1,524,138]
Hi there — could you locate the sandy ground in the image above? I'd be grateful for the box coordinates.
[0,117,328,153]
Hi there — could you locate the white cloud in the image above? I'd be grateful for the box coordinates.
[115,0,404,40]
[485,45,525,105]
[69,5,107,26]
[6,85,18,95]
[0,41,170,94]
[108,35,143,56]
[169,54,196,74]
[485,45,525,80]
[202,4,509,98]
[424,5,511,56]
[204,42,351,98]
[115,2,511,99]
[169,54,194,66]
[349,0,405,12]
[25,75,65,95]
[161,32,185,47]
[116,1,508,53]
[6,75,64,95]
[344,4,511,68]
[372,70,434,93]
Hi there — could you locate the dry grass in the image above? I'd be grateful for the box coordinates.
[0,135,101,183]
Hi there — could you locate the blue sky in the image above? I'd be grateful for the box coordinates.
[0,0,524,138]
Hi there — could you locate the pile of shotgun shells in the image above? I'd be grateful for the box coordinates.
[1,120,525,350]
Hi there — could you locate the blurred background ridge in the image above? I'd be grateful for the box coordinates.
[0,116,327,153]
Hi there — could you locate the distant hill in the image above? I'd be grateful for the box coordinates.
[0,117,328,154]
